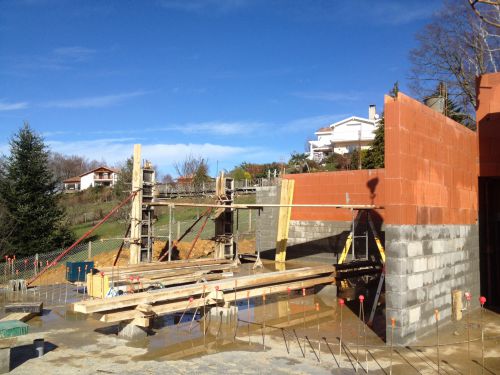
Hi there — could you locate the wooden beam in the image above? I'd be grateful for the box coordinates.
[129,144,142,265]
[97,275,335,323]
[148,202,382,209]
[0,312,35,323]
[275,179,294,263]
[72,265,335,314]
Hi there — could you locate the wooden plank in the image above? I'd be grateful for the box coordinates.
[99,258,232,273]
[4,302,43,314]
[72,265,335,314]
[0,312,35,322]
[98,275,335,323]
[129,144,142,265]
[149,202,382,209]
[275,179,294,263]
[104,264,234,284]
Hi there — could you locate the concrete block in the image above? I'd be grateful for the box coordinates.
[408,306,421,324]
[408,242,423,257]
[411,257,427,273]
[407,274,423,290]
[386,275,408,292]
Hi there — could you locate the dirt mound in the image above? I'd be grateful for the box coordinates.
[29,238,255,285]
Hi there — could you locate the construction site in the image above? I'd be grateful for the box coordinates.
[0,73,500,374]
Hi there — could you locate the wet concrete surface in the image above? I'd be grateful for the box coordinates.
[1,261,499,374]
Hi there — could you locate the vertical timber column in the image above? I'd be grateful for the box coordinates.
[129,144,142,265]
[275,179,294,263]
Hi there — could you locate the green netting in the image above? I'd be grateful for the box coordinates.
[0,320,29,338]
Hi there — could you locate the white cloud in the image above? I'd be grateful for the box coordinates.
[168,121,264,136]
[46,138,253,174]
[53,46,96,62]
[0,100,28,111]
[292,91,359,102]
[41,91,148,109]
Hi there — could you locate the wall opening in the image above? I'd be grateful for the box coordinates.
[479,177,500,310]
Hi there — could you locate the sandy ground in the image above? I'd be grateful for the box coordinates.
[1,280,500,375]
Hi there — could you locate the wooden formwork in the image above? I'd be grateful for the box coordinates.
[71,265,335,327]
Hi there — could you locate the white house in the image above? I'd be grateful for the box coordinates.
[308,105,380,162]
[63,166,119,192]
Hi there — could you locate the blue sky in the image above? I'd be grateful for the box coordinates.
[0,0,442,177]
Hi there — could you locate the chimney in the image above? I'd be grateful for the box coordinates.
[368,104,376,121]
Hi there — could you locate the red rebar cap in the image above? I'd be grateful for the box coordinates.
[339,298,345,305]
[215,286,219,291]
[100,272,104,277]
[465,292,471,301]
[302,288,306,296]
[189,297,194,302]
[129,276,134,281]
[359,295,365,302]
[479,296,486,305]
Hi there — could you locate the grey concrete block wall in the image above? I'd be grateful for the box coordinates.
[255,186,280,253]
[385,224,480,345]
[256,186,352,262]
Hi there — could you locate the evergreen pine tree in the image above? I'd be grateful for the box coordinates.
[0,124,73,256]
[362,82,398,169]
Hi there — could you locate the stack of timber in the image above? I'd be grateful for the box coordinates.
[71,265,335,326]
[95,259,236,291]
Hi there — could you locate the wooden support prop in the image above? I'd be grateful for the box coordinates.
[275,179,294,263]
[72,265,335,314]
[98,275,335,324]
[148,202,381,209]
[129,144,142,265]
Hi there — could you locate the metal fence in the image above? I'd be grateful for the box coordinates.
[0,238,123,284]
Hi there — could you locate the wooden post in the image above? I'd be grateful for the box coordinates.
[129,144,142,265]
[248,209,252,232]
[275,179,294,263]
[176,221,181,240]
[87,241,92,260]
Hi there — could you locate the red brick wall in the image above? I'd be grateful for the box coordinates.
[384,93,478,225]
[284,169,385,221]
[477,73,500,177]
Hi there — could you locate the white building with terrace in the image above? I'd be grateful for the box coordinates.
[308,105,380,162]
[63,166,119,191]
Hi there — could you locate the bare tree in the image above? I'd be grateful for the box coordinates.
[468,0,500,28]
[409,1,499,122]
[174,154,211,189]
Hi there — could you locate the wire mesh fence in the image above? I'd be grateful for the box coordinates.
[0,239,124,285]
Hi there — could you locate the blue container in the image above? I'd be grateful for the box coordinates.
[66,261,94,282]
